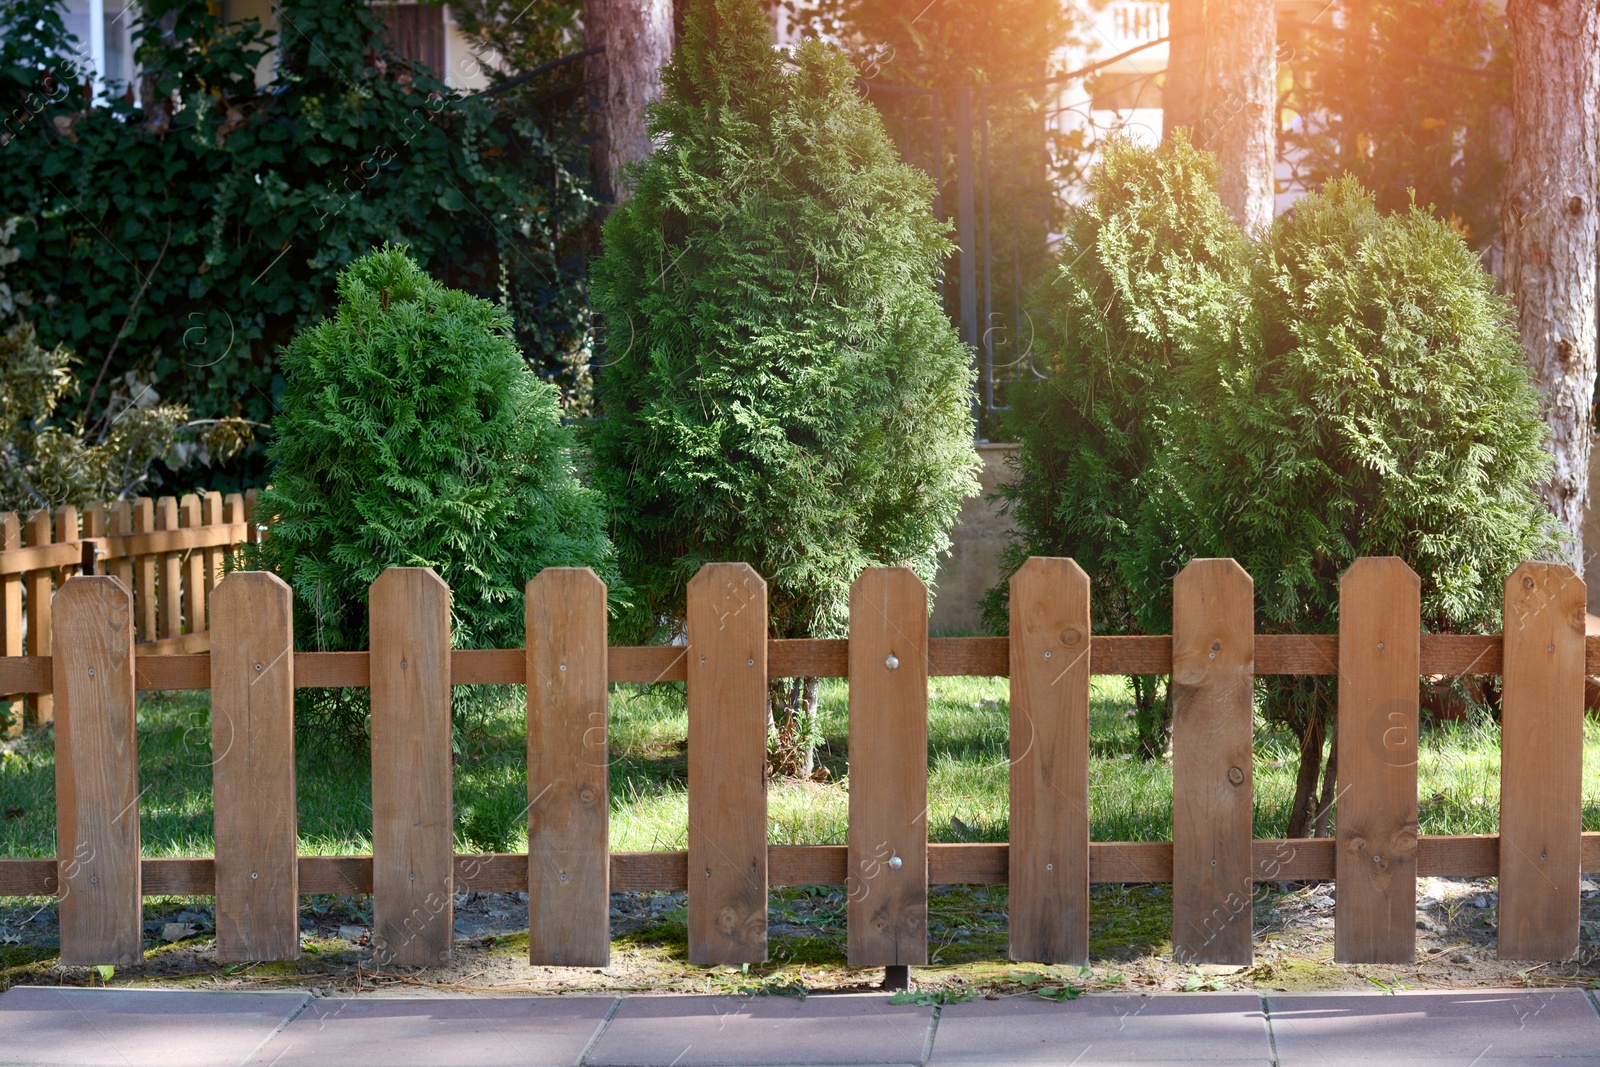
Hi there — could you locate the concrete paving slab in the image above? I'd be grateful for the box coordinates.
[248,995,618,1067]
[927,993,1272,1066]
[1267,990,1600,1066]
[0,986,308,1067]
[583,994,934,1066]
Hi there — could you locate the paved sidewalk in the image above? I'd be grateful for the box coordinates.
[1,985,1598,1066]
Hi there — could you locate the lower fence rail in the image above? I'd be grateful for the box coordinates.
[3,836,1600,898]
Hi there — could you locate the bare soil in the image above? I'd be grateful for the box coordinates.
[2,876,1597,998]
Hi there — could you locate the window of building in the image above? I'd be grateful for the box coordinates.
[377,3,446,75]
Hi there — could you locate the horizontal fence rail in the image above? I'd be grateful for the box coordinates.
[2,633,1582,693]
[0,557,1595,971]
[0,491,259,736]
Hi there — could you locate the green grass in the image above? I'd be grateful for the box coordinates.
[1,678,1598,859]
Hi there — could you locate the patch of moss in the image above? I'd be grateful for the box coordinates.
[481,932,530,955]
[0,943,55,970]
[1246,951,1347,991]
[1089,884,1173,960]
[766,935,843,968]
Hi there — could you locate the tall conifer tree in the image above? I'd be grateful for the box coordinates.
[590,0,978,772]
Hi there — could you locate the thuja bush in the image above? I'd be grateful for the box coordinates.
[983,132,1253,758]
[244,247,617,739]
[589,0,979,773]
[993,146,1555,837]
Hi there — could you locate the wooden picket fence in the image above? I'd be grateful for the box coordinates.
[0,556,1595,972]
[0,490,259,733]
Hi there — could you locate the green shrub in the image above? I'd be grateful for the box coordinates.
[0,0,593,482]
[1152,177,1555,638]
[0,218,251,512]
[993,147,1555,835]
[983,132,1253,756]
[588,0,979,772]
[244,246,617,736]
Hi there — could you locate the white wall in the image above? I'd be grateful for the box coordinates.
[49,1,497,94]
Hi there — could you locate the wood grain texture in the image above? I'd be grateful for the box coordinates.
[53,577,141,965]
[1498,562,1584,960]
[202,492,225,611]
[686,563,769,965]
[156,497,181,640]
[1171,560,1255,965]
[24,510,52,726]
[133,498,156,643]
[107,501,133,606]
[82,503,104,541]
[1,513,21,735]
[1,630,1588,700]
[210,573,298,962]
[3,833,1598,900]
[53,506,77,594]
[1007,557,1090,964]
[370,568,454,967]
[608,645,687,683]
[1335,557,1420,964]
[847,567,929,966]
[526,568,610,966]
[179,495,205,636]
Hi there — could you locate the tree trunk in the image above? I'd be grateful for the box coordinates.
[585,0,673,206]
[1130,674,1172,760]
[1284,702,1324,840]
[582,0,611,202]
[1501,0,1600,573]
[1195,0,1276,233]
[1312,728,1336,839]
[1162,0,1204,140]
[768,676,822,778]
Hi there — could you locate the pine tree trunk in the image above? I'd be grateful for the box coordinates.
[582,0,611,201]
[586,0,674,206]
[799,676,820,778]
[1162,0,1204,139]
[1285,703,1324,840]
[1195,0,1276,233]
[1501,0,1600,572]
[1312,730,1336,839]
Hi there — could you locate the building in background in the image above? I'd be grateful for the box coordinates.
[1054,0,1307,214]
[46,0,496,95]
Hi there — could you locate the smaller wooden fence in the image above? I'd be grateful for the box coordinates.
[0,557,1595,973]
[0,491,258,732]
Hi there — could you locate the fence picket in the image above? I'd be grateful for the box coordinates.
[1171,559,1255,965]
[686,563,769,965]
[82,502,104,542]
[527,568,610,966]
[370,567,454,967]
[24,509,52,727]
[211,572,298,961]
[847,567,929,967]
[133,498,156,642]
[157,497,181,640]
[1498,562,1584,960]
[1,513,20,737]
[179,495,204,635]
[108,501,133,605]
[53,505,77,581]
[244,489,259,543]
[53,576,141,965]
[202,493,225,615]
[1335,556,1420,964]
[1007,557,1090,964]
